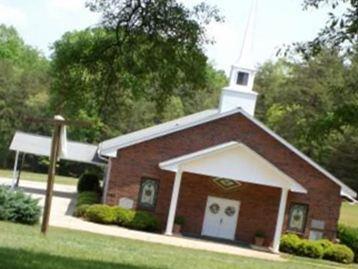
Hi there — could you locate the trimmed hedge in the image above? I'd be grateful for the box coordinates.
[77,173,101,193]
[296,240,324,258]
[80,204,159,232]
[76,191,99,207]
[338,224,358,262]
[85,204,116,224]
[324,244,354,264]
[74,204,91,218]
[280,233,354,264]
[0,186,41,225]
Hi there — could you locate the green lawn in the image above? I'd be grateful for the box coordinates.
[0,169,78,186]
[0,221,356,269]
[340,203,358,227]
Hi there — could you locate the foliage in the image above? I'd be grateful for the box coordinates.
[114,207,135,227]
[280,233,302,254]
[82,204,159,231]
[84,204,116,224]
[323,244,354,264]
[0,24,50,168]
[280,232,354,263]
[0,186,41,225]
[255,49,358,191]
[76,191,99,207]
[296,240,324,259]
[130,211,159,232]
[74,204,91,218]
[338,224,358,262]
[77,173,101,193]
[285,0,358,57]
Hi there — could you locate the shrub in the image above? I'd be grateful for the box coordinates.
[114,208,159,232]
[84,204,116,224]
[317,239,334,252]
[76,191,99,207]
[114,207,135,227]
[324,244,354,264]
[280,233,301,254]
[130,211,159,232]
[74,204,90,218]
[338,224,358,262]
[77,173,100,193]
[0,186,41,225]
[296,240,324,259]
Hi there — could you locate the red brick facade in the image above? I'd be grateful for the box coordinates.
[105,112,342,247]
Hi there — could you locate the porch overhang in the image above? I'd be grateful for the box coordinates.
[159,141,307,194]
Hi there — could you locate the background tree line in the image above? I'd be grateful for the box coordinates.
[0,0,356,190]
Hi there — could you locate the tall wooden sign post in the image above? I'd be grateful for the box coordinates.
[41,118,63,234]
[27,115,88,235]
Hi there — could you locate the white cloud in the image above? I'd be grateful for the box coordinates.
[0,2,27,27]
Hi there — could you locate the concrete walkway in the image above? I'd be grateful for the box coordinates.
[0,177,284,262]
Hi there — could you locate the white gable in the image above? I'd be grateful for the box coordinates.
[160,142,307,193]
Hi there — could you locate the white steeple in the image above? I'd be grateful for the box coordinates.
[219,0,258,116]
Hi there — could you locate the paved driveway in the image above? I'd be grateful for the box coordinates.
[0,177,284,261]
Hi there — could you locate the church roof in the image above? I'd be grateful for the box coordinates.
[98,108,356,198]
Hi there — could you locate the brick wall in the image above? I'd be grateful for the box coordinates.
[106,112,341,246]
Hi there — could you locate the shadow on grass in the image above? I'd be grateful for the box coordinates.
[0,247,160,269]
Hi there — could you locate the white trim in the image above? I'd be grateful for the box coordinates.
[159,141,307,194]
[165,168,183,235]
[272,188,288,253]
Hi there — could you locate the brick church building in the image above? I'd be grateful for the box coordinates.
[97,2,356,253]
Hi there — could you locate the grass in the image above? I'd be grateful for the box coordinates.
[0,169,78,186]
[0,221,357,269]
[340,202,358,227]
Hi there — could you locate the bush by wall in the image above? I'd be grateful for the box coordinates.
[296,240,324,258]
[74,204,91,218]
[280,233,354,264]
[77,173,101,193]
[84,204,116,224]
[0,186,41,225]
[338,224,358,262]
[76,191,99,207]
[324,244,354,264]
[79,204,160,232]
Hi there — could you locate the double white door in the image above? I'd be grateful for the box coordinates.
[201,196,240,240]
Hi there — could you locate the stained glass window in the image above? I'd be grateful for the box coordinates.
[138,178,159,210]
[288,203,308,233]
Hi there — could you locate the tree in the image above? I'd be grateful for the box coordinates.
[255,49,358,190]
[50,22,226,143]
[0,24,51,167]
[285,0,358,57]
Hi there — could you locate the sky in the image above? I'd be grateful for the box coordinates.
[0,0,335,73]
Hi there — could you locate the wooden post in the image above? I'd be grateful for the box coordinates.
[11,151,20,189]
[15,153,26,188]
[41,123,62,234]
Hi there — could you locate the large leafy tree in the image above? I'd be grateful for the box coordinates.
[255,48,358,190]
[0,24,50,167]
[50,0,224,142]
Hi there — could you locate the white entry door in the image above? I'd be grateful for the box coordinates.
[201,196,240,240]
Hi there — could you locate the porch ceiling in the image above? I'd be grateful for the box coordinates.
[159,141,307,193]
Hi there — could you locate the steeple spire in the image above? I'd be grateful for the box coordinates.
[235,0,257,70]
[219,0,259,116]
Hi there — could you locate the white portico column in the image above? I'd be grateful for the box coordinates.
[165,168,183,235]
[272,188,289,253]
